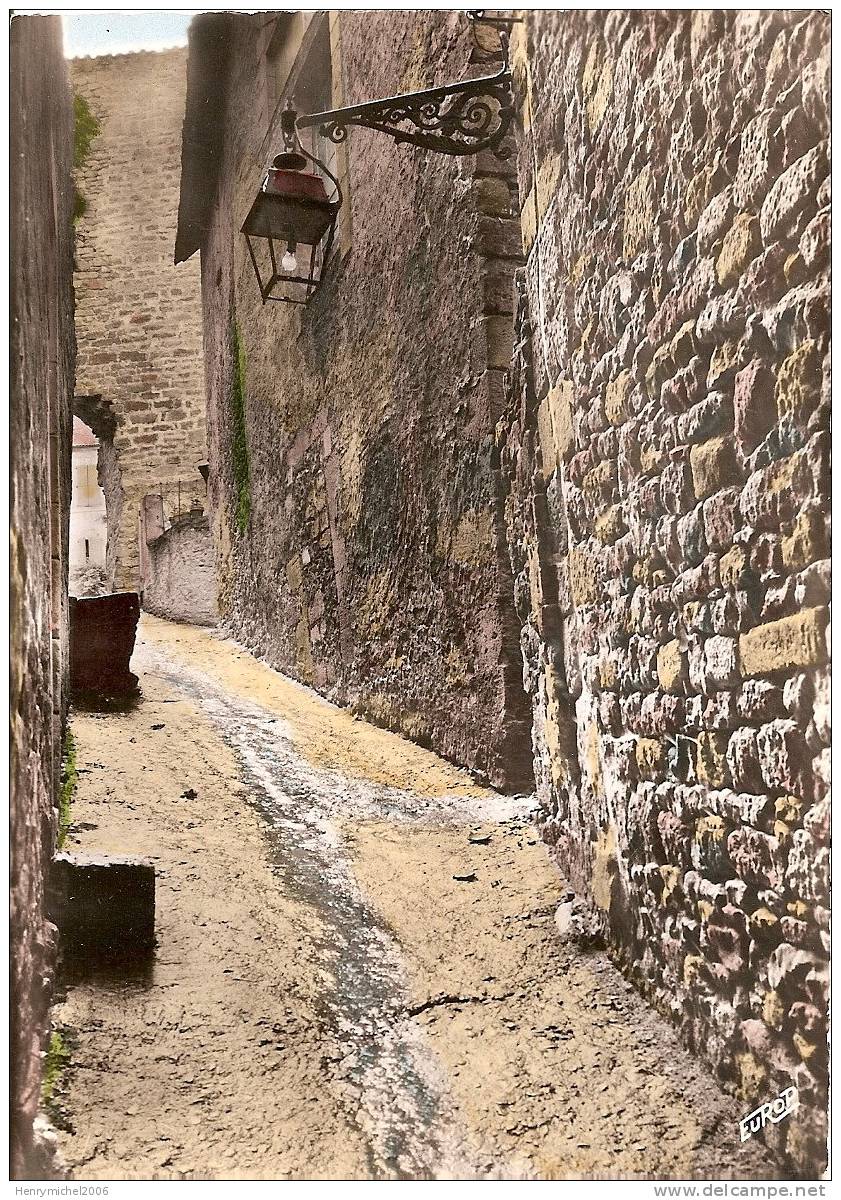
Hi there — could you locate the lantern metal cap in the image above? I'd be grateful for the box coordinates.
[272,149,308,171]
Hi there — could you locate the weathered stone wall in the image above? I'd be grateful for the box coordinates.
[10,14,76,1177]
[143,513,218,626]
[72,49,207,592]
[500,10,829,1172]
[183,12,532,789]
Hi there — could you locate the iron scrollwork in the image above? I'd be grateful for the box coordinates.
[296,61,515,159]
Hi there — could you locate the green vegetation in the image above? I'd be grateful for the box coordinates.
[41,1030,71,1122]
[72,93,100,222]
[58,729,77,850]
[231,322,252,534]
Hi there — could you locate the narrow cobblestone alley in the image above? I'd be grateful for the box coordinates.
[51,618,771,1181]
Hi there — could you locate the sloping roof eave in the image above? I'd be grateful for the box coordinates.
[174,13,232,264]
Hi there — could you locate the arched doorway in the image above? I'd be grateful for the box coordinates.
[72,395,122,594]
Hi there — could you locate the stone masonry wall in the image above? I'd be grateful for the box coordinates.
[143,513,219,626]
[500,10,829,1173]
[10,14,76,1177]
[72,49,207,592]
[188,12,532,789]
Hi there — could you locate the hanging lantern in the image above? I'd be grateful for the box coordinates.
[242,106,342,305]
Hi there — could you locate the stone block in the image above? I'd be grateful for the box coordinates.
[636,736,667,781]
[728,827,783,890]
[733,359,775,454]
[702,487,740,552]
[756,719,807,794]
[716,212,761,287]
[658,809,692,865]
[737,680,785,723]
[677,392,732,445]
[739,450,814,530]
[781,507,826,572]
[49,852,155,953]
[703,635,741,691]
[734,111,781,209]
[703,690,740,731]
[726,726,764,793]
[623,164,655,260]
[567,544,600,607]
[605,369,632,426]
[697,731,730,788]
[799,207,829,269]
[695,293,746,343]
[707,339,743,390]
[775,339,822,425]
[692,814,732,880]
[697,187,734,255]
[676,503,706,564]
[690,437,739,500]
[546,380,575,464]
[657,639,684,693]
[69,592,140,697]
[739,607,828,676]
[660,458,695,514]
[767,942,825,993]
[594,504,626,544]
[759,141,828,243]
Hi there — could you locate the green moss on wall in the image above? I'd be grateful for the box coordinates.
[41,1030,70,1117]
[72,93,100,222]
[231,322,251,534]
[58,730,76,850]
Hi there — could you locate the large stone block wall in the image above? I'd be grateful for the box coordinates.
[72,49,207,592]
[10,15,76,1177]
[187,12,532,789]
[500,10,829,1172]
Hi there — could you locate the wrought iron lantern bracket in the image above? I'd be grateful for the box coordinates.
[295,28,517,160]
[244,13,521,304]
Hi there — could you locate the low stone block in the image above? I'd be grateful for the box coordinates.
[49,852,155,953]
[69,592,140,698]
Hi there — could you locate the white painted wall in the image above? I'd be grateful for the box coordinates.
[69,443,107,592]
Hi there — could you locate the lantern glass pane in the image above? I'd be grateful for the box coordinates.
[244,231,333,305]
[242,183,338,305]
[242,191,335,246]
